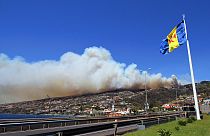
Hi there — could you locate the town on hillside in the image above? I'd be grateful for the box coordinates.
[0,81,210,117]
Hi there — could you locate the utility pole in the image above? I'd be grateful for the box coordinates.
[142,68,151,113]
[47,95,51,114]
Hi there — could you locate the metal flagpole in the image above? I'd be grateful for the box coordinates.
[183,15,201,120]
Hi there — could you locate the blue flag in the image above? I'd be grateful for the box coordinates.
[160,20,187,54]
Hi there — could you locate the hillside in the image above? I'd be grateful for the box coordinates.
[0,81,210,115]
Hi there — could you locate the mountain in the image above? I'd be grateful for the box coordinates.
[0,81,209,115]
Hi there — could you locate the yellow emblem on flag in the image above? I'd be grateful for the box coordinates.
[160,20,187,55]
[167,27,179,52]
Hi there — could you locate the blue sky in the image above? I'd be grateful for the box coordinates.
[0,0,209,82]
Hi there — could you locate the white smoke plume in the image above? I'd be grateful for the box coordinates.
[0,47,177,103]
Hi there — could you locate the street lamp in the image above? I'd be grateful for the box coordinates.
[141,68,151,113]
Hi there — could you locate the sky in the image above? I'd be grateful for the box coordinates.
[0,0,210,82]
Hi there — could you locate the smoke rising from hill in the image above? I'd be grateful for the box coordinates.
[0,47,177,103]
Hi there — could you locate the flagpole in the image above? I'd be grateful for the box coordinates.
[183,15,201,120]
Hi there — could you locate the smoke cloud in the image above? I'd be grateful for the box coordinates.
[0,47,177,103]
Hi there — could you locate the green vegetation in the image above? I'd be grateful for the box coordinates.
[190,116,196,121]
[157,129,172,136]
[174,126,180,131]
[125,115,210,136]
[178,120,187,126]
[187,118,193,123]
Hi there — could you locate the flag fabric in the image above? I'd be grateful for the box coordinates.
[160,20,187,54]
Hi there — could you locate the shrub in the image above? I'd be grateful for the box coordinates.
[178,120,187,126]
[190,116,196,121]
[157,129,172,136]
[175,126,180,131]
[187,118,193,123]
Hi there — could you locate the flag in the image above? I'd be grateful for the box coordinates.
[160,20,187,54]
